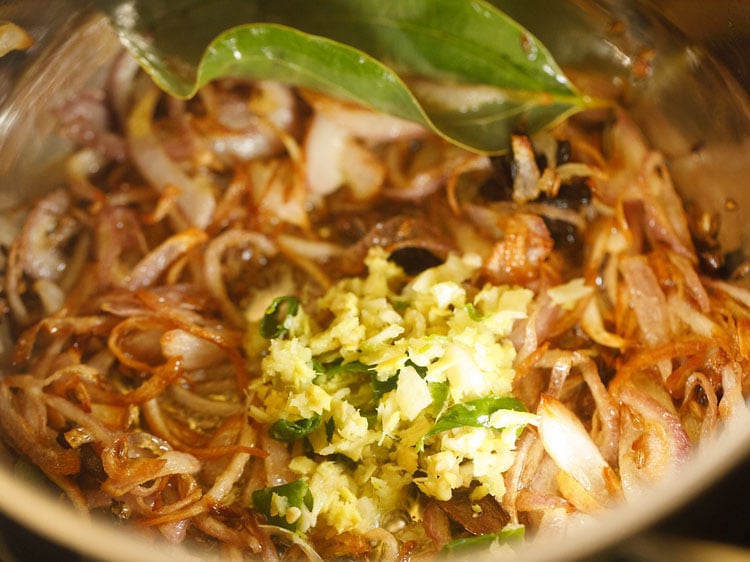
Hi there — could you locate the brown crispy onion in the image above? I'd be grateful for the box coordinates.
[0,67,749,562]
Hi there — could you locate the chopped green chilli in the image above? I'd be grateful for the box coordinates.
[268,415,322,442]
[252,480,314,532]
[260,296,300,339]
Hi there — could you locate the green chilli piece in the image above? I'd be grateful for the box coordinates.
[324,359,375,378]
[428,381,450,417]
[440,525,525,556]
[464,302,484,322]
[268,415,322,442]
[252,480,314,532]
[419,395,528,450]
[260,296,300,339]
[371,373,399,401]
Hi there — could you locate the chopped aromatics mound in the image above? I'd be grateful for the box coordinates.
[249,247,535,534]
[1,51,750,561]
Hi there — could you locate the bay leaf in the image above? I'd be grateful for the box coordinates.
[95,0,601,152]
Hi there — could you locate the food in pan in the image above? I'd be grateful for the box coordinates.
[1,5,749,561]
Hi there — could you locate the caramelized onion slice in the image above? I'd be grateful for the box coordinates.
[537,394,618,509]
[617,383,692,500]
[124,228,208,291]
[302,89,426,143]
[0,21,34,56]
[127,85,216,228]
[101,432,201,497]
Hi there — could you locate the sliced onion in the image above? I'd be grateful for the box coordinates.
[14,315,116,366]
[161,329,226,370]
[668,252,710,312]
[556,162,607,183]
[482,213,554,287]
[580,297,627,349]
[106,50,141,125]
[682,372,718,442]
[617,383,691,501]
[667,293,717,339]
[719,361,750,427]
[101,432,201,497]
[33,278,66,316]
[168,385,243,418]
[261,430,295,487]
[304,113,348,196]
[555,469,603,513]
[64,148,106,202]
[158,518,190,544]
[193,515,263,553]
[709,279,750,311]
[126,85,216,228]
[0,378,80,476]
[124,228,207,291]
[205,419,258,502]
[58,89,126,162]
[275,234,334,290]
[595,110,649,205]
[258,524,321,562]
[202,80,297,162]
[92,204,149,288]
[382,140,479,201]
[17,189,75,281]
[140,399,263,461]
[544,351,573,398]
[619,255,671,348]
[302,89,425,143]
[537,394,616,508]
[248,158,310,229]
[276,234,344,262]
[579,360,620,467]
[363,528,399,561]
[511,135,541,204]
[639,151,695,260]
[0,21,34,56]
[203,229,278,327]
[340,137,386,201]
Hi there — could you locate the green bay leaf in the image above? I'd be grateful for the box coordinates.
[95,0,599,153]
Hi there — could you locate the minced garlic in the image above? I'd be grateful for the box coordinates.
[247,246,538,534]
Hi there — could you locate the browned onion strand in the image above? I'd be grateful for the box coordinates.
[0,55,749,561]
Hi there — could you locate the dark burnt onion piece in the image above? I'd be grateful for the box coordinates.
[724,249,749,281]
[479,141,591,269]
[79,442,108,484]
[389,247,444,276]
[539,178,592,211]
[480,139,579,204]
[422,500,452,549]
[542,216,584,269]
[435,486,511,536]
[683,199,748,279]
[689,228,748,281]
[556,139,573,165]
[479,153,514,202]
[536,178,592,270]
[334,215,455,277]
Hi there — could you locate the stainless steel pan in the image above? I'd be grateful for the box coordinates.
[1,1,749,560]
